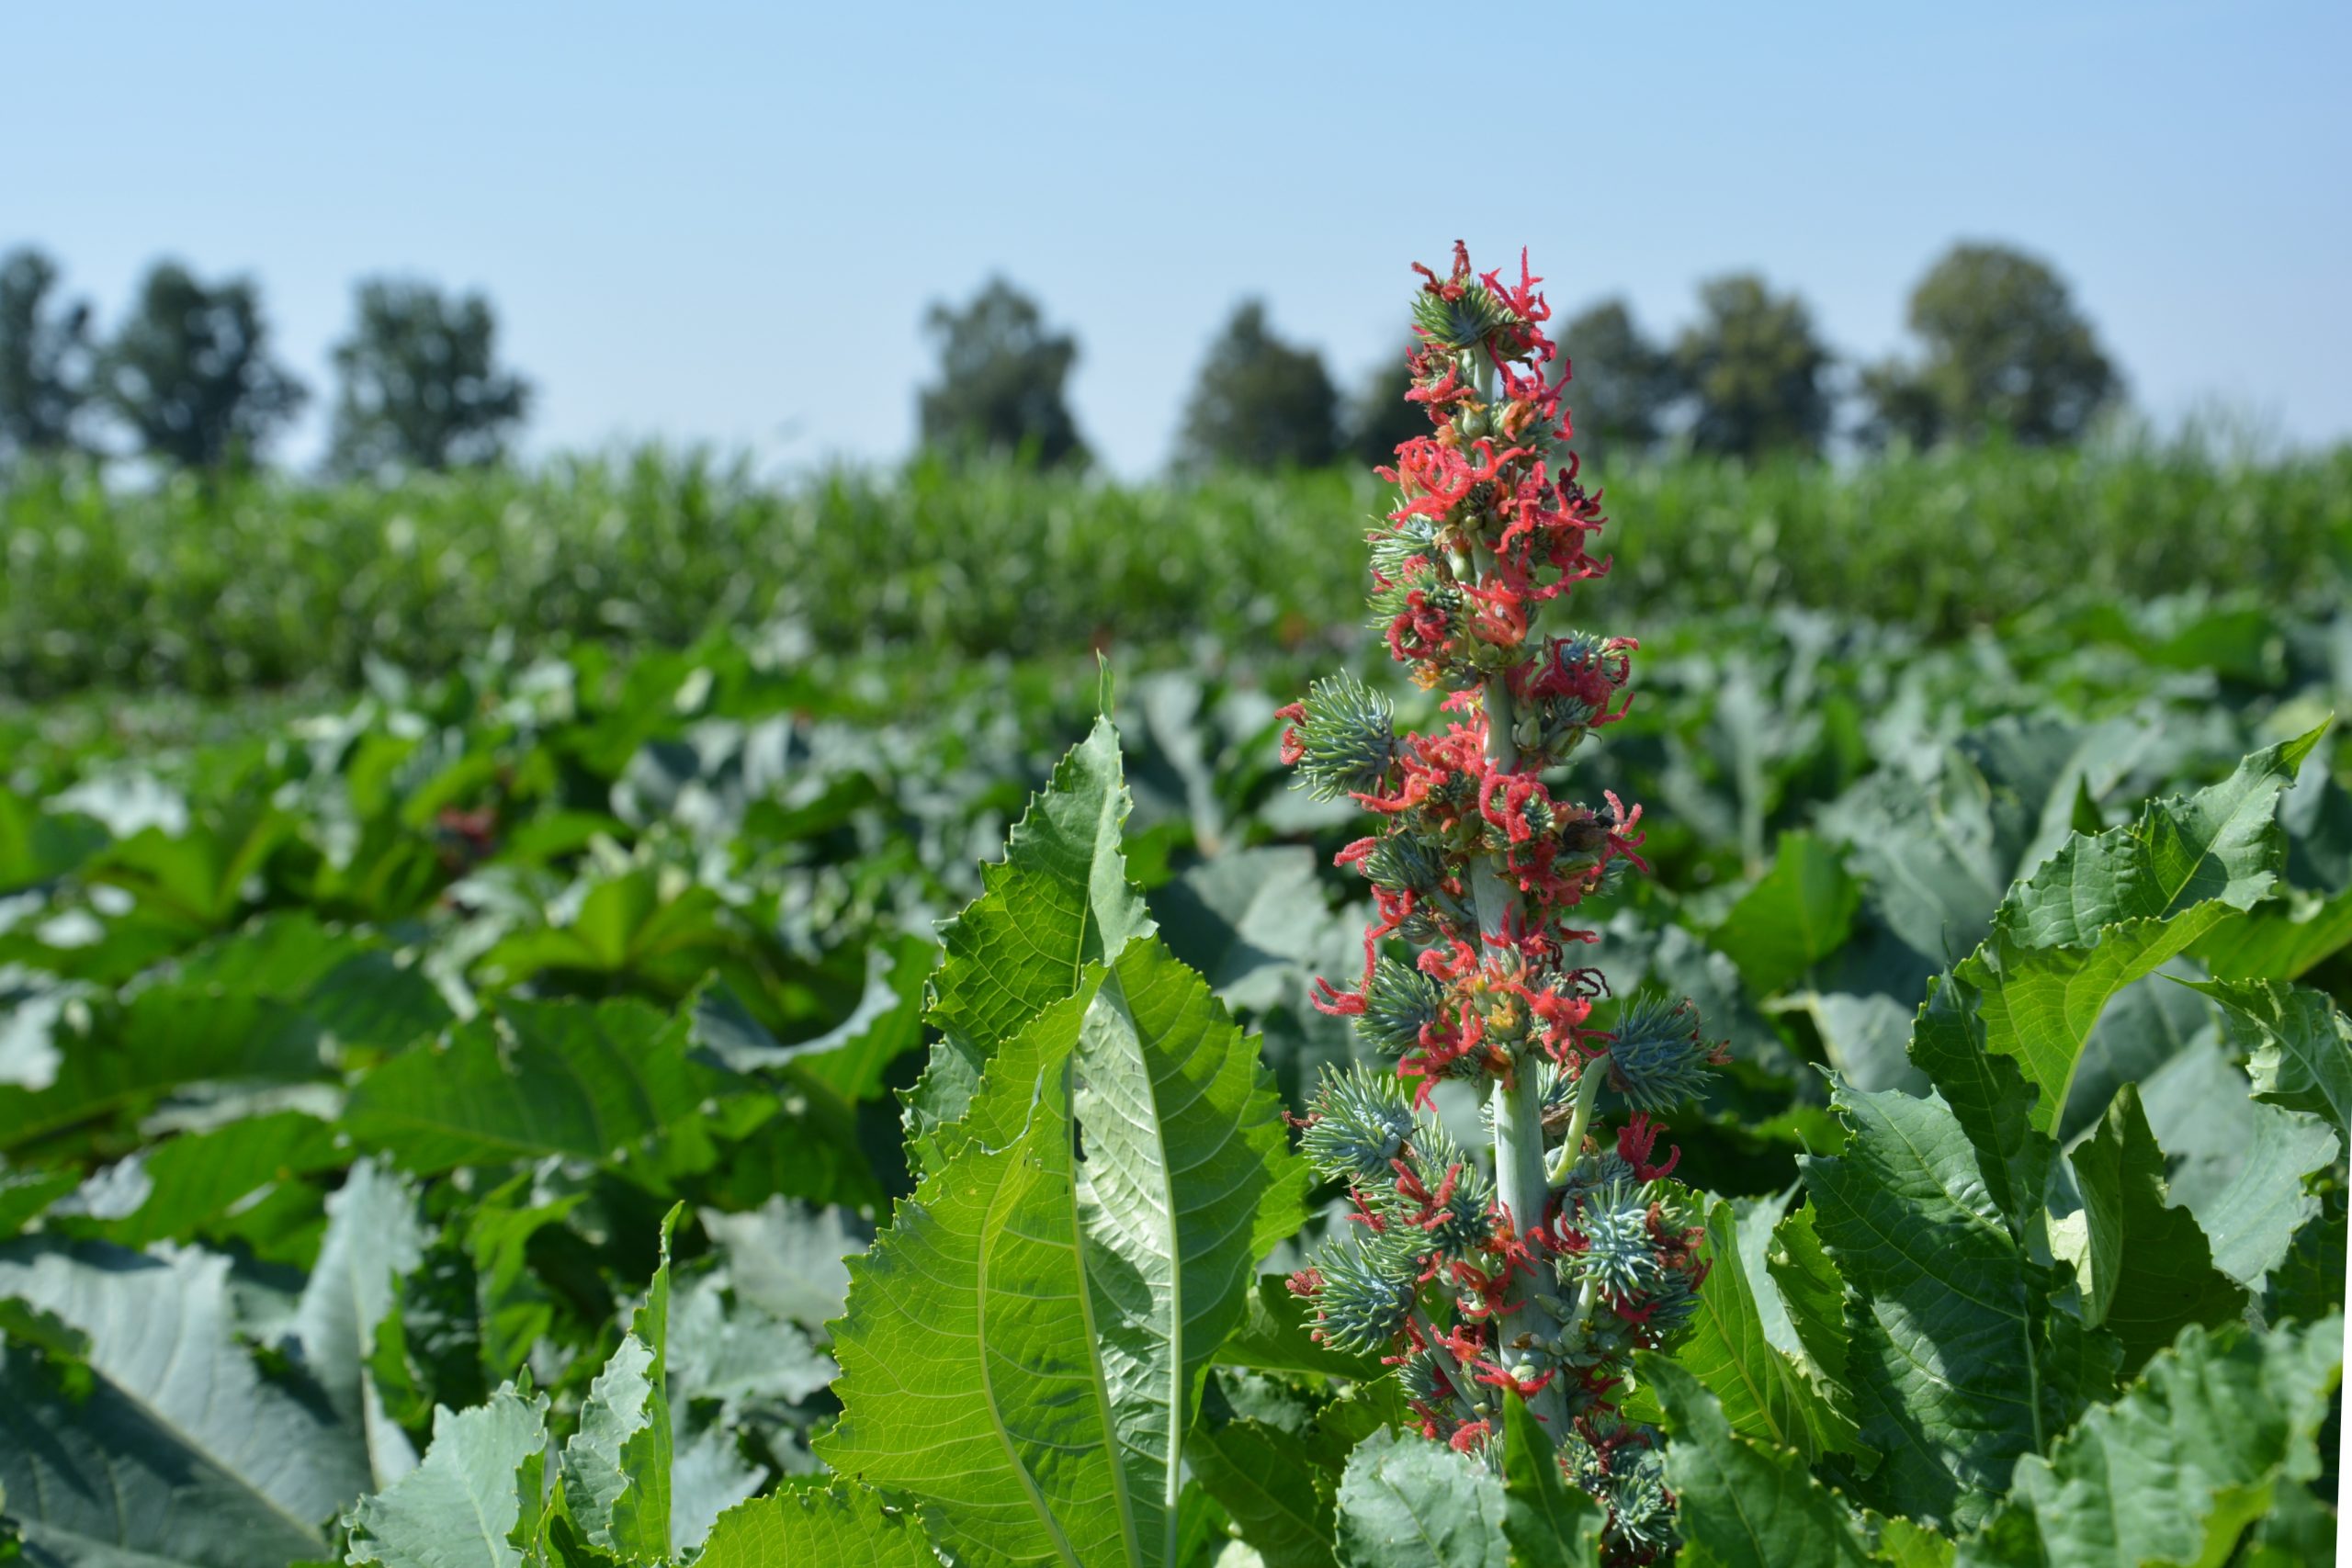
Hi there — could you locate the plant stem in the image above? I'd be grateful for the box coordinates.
[1544,1060,1608,1184]
[1454,348,1571,1432]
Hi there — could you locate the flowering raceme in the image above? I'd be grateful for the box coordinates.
[1277,243,1724,1562]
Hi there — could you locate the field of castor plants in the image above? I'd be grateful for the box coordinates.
[0,247,2344,1566]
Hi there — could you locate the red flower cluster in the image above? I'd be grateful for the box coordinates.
[1368,252,1616,693]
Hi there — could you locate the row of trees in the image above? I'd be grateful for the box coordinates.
[0,250,529,476]
[921,242,2122,470]
[3,239,2118,479]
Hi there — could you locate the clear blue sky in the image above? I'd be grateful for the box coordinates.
[6,2,2346,474]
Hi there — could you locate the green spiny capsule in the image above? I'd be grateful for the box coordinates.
[1603,994,1716,1112]
[1409,282,1512,350]
[1359,955,1444,1058]
[1287,671,1396,801]
[1311,1228,1427,1356]
[1564,1177,1661,1300]
[1302,1066,1418,1185]
[1602,1446,1676,1555]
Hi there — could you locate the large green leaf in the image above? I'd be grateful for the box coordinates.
[1799,1081,2116,1532]
[292,1158,430,1491]
[0,1170,78,1241]
[2177,1103,2338,1292]
[1995,728,2323,949]
[1710,830,1861,997]
[693,1483,939,1567]
[1956,1315,2343,1568]
[1499,1392,1601,1568]
[1825,714,2135,971]
[345,1385,551,1568]
[2191,976,2352,1134]
[690,931,933,1106]
[555,1206,682,1561]
[1187,1373,1344,1568]
[344,997,740,1174]
[0,790,107,894]
[2192,750,2352,981]
[1650,1201,1860,1461]
[346,1209,709,1567]
[1333,1429,1507,1568]
[1647,1359,1877,1568]
[695,1197,860,1330]
[2059,1084,2245,1378]
[2058,957,2217,1141]
[1763,1200,1854,1412]
[819,936,1299,1568]
[903,717,1155,1177]
[2137,1039,2342,1291]
[1150,844,1353,1015]
[1902,975,2051,1238]
[0,1241,372,1565]
[1957,728,2322,1134]
[105,1109,344,1247]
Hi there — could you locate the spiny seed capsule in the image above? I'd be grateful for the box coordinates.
[1359,955,1444,1058]
[1605,994,1716,1112]
[1302,1066,1418,1185]
[1284,672,1397,801]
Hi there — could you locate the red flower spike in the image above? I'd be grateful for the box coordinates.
[1272,244,1718,1476]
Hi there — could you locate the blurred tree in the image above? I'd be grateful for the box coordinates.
[1860,241,2119,448]
[97,261,306,469]
[0,247,95,465]
[327,278,532,476]
[1855,359,1945,451]
[1673,274,1833,461]
[917,278,1086,466]
[1559,299,1682,467]
[1176,299,1340,472]
[1342,352,1427,468]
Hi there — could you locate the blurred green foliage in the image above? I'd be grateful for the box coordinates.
[5,439,2347,697]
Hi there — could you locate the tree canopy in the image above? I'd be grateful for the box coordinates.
[1674,274,1833,461]
[0,247,95,465]
[917,278,1086,467]
[1175,299,1340,472]
[96,260,307,470]
[1559,299,1682,468]
[1861,241,2119,448]
[327,278,533,476]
